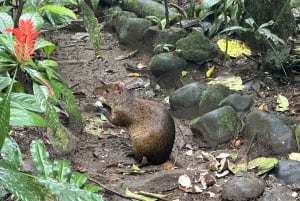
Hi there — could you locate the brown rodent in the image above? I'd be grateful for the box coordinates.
[93,81,175,165]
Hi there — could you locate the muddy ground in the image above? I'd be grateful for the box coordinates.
[15,20,300,201]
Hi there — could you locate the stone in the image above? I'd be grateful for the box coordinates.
[244,110,298,156]
[117,17,152,47]
[198,84,231,115]
[190,106,238,147]
[272,160,300,185]
[175,31,220,62]
[219,93,254,112]
[262,186,295,201]
[221,171,265,201]
[104,8,136,31]
[149,52,187,75]
[144,26,187,51]
[169,82,206,119]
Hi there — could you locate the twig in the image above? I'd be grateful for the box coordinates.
[88,177,134,200]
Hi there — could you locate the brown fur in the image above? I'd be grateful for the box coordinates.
[93,82,175,164]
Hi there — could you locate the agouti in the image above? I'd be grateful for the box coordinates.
[93,81,175,165]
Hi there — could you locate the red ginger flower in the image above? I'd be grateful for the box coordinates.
[5,19,43,64]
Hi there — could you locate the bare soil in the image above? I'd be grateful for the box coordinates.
[14,21,300,201]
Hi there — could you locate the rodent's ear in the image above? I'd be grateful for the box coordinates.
[114,81,126,93]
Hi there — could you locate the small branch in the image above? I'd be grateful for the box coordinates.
[14,0,25,27]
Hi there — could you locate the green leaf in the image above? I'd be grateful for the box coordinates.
[0,12,13,33]
[0,50,17,65]
[79,0,101,55]
[84,184,103,193]
[0,77,13,91]
[10,92,44,112]
[20,13,44,30]
[49,79,83,126]
[53,160,72,183]
[34,38,56,58]
[200,0,222,9]
[70,172,88,187]
[160,19,166,30]
[295,124,300,150]
[38,177,105,201]
[0,161,50,201]
[221,26,250,33]
[1,136,22,170]
[39,5,77,19]
[259,20,275,29]
[10,107,47,127]
[30,140,53,177]
[0,94,10,149]
[37,60,58,69]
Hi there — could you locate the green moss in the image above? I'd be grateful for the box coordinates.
[217,107,236,132]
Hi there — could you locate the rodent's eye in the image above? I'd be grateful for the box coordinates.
[105,89,110,94]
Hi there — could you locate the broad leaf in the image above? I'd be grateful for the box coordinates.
[0,94,10,149]
[30,140,53,177]
[10,92,44,112]
[34,38,56,58]
[0,12,13,33]
[38,177,105,201]
[0,77,13,91]
[10,107,47,127]
[0,161,51,201]
[1,136,22,170]
[20,13,44,30]
[53,160,72,183]
[39,5,77,19]
[201,0,222,9]
[70,172,88,187]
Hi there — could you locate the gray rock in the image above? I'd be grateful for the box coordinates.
[149,52,187,75]
[105,8,136,31]
[262,186,295,201]
[199,84,231,115]
[190,106,237,147]
[272,160,300,185]
[117,17,152,47]
[149,52,187,88]
[219,93,254,112]
[221,171,265,201]
[245,110,297,156]
[176,31,220,62]
[144,26,187,51]
[169,82,206,119]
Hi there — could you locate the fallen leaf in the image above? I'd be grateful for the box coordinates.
[208,76,244,91]
[289,152,300,161]
[125,188,156,201]
[258,103,269,111]
[123,164,145,175]
[228,157,278,176]
[127,73,141,77]
[162,161,174,170]
[137,62,148,69]
[206,65,215,78]
[276,94,289,112]
[217,38,252,57]
[181,70,188,77]
[178,174,192,188]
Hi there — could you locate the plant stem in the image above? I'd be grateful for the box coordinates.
[164,0,169,28]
